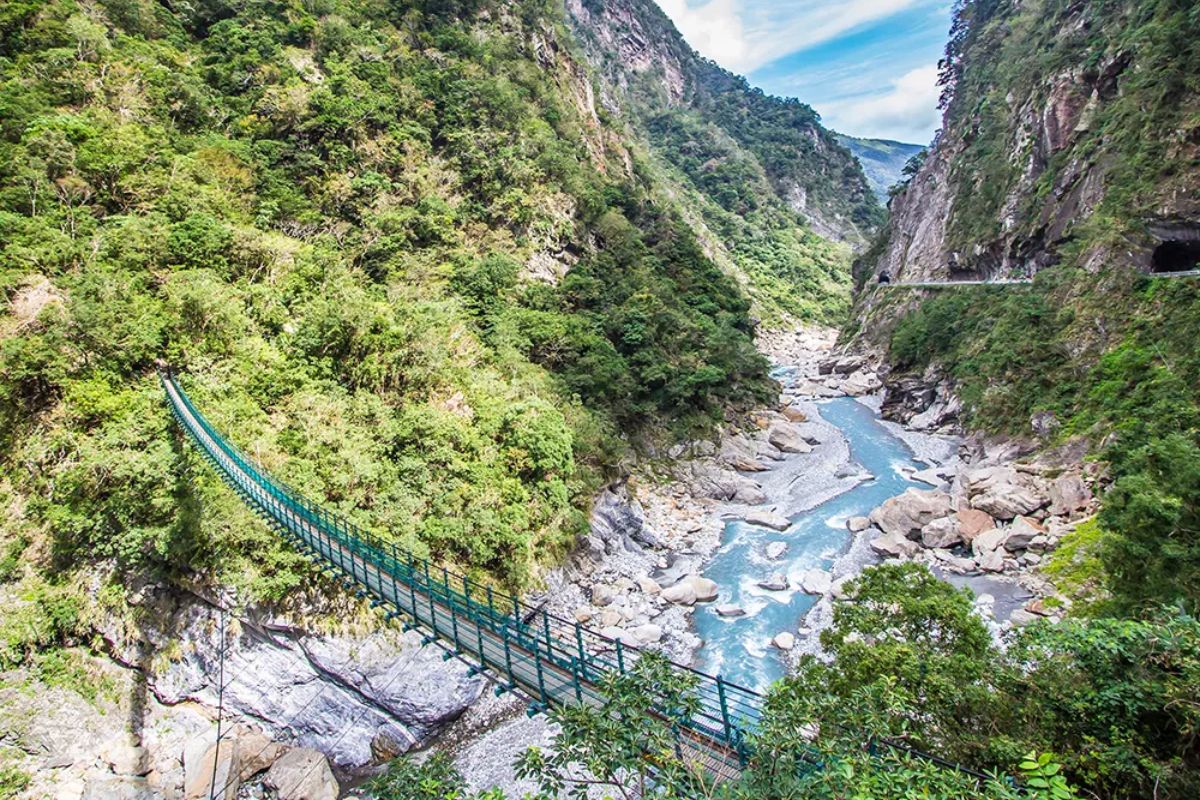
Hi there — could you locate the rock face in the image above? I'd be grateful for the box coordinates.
[590,483,661,554]
[869,489,954,539]
[564,0,879,245]
[98,588,483,769]
[264,748,338,800]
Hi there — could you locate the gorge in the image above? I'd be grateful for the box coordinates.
[1,0,1198,799]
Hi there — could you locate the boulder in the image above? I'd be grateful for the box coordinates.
[715,604,745,618]
[971,527,1009,556]
[573,607,593,624]
[600,626,638,647]
[800,569,832,595]
[635,576,661,595]
[1048,473,1091,515]
[1003,516,1045,551]
[185,739,241,800]
[955,509,995,542]
[964,466,1047,520]
[771,632,796,651]
[833,355,866,374]
[919,516,961,549]
[768,423,812,454]
[977,549,1006,573]
[733,478,768,505]
[931,549,978,574]
[870,532,920,559]
[846,516,872,532]
[687,575,719,602]
[757,574,789,592]
[630,624,663,645]
[869,489,954,539]
[590,585,614,607]
[746,510,790,531]
[910,467,948,488]
[660,582,696,606]
[842,370,882,396]
[765,541,788,560]
[662,575,717,605]
[830,577,854,600]
[598,610,622,628]
[781,406,807,423]
[721,436,768,472]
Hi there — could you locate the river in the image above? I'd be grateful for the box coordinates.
[692,392,933,690]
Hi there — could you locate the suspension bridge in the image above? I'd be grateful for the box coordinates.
[161,370,985,785]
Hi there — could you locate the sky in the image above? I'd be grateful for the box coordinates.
[651,0,954,144]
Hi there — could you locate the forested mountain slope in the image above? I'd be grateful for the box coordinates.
[854,0,1200,619]
[564,0,882,322]
[0,0,800,616]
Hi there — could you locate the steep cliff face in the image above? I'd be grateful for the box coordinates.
[847,0,1199,448]
[564,0,882,246]
[867,0,1199,284]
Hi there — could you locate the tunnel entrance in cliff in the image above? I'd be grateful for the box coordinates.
[1152,240,1200,273]
[1149,223,1200,273]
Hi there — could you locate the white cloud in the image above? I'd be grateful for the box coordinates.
[655,0,922,73]
[817,64,942,141]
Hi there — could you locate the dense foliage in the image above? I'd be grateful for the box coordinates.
[567,0,881,324]
[0,0,778,608]
[368,643,1072,800]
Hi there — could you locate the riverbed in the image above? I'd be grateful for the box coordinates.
[694,392,936,690]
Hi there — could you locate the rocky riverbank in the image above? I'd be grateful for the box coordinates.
[446,325,1101,796]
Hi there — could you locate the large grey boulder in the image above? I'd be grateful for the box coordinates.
[265,748,338,800]
[869,489,954,539]
[1003,516,1045,551]
[1048,472,1092,515]
[964,467,1047,520]
[842,370,882,396]
[768,423,812,454]
[662,575,718,606]
[846,516,872,532]
[870,531,920,559]
[134,597,483,768]
[757,574,790,592]
[721,436,769,472]
[800,569,832,595]
[972,526,1009,556]
[746,510,791,531]
[920,516,961,549]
